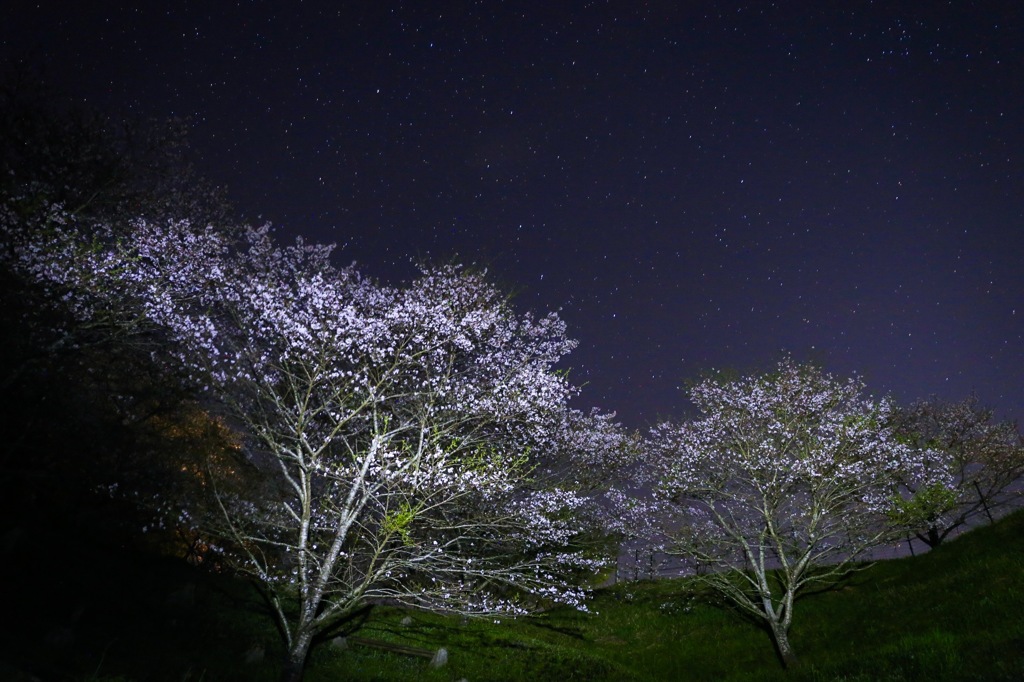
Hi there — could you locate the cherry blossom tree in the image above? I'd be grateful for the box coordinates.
[890,395,1024,547]
[644,360,938,669]
[4,210,617,681]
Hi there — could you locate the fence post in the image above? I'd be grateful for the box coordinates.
[974,481,995,524]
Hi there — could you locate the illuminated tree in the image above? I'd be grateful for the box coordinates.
[644,360,938,668]
[5,212,613,681]
[891,395,1024,547]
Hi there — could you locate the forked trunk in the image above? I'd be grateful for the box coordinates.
[769,621,798,670]
[281,630,315,682]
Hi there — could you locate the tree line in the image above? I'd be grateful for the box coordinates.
[2,83,1021,679]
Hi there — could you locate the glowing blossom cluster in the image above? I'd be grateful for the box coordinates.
[651,360,943,521]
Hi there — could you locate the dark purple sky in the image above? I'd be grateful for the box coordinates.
[5,1,1022,428]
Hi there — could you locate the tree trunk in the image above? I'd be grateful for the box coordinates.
[281,630,314,682]
[769,621,798,669]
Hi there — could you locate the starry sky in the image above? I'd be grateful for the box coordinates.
[4,1,1022,428]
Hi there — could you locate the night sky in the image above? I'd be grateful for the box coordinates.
[4,2,1022,429]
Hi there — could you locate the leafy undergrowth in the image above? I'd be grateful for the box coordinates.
[1,498,1022,681]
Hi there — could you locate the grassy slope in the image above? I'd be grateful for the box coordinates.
[1,505,1021,681]
[334,508,1024,682]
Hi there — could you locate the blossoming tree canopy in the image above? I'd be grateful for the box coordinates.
[646,359,943,668]
[4,210,615,681]
[891,395,1024,547]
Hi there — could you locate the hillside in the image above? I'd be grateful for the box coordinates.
[1,498,1021,681]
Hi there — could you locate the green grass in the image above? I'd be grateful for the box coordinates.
[2,502,1022,681]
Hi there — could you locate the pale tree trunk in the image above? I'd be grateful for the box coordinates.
[769,620,798,669]
[281,629,315,682]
